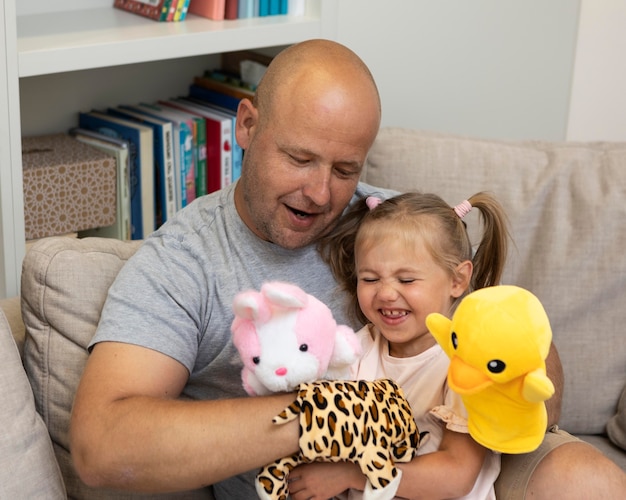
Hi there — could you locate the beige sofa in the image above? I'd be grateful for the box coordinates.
[1,127,625,498]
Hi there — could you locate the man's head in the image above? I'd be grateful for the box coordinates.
[234,39,381,249]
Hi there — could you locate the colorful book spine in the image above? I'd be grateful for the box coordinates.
[194,100,241,183]
[70,128,132,240]
[78,112,154,239]
[113,0,170,21]
[187,0,226,20]
[166,99,228,193]
[238,0,255,19]
[269,0,280,15]
[225,0,238,19]
[288,0,305,16]
[259,0,270,16]
[188,84,241,112]
[109,107,176,226]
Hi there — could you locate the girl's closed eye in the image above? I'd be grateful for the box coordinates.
[360,276,379,283]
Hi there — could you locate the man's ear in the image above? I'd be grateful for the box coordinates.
[235,98,258,150]
[451,260,472,298]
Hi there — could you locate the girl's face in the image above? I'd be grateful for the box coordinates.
[356,235,469,358]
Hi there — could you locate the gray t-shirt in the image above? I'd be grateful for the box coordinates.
[92,181,391,499]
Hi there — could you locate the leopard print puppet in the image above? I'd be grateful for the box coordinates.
[256,378,423,500]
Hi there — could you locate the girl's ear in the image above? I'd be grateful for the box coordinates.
[235,98,258,150]
[451,260,472,298]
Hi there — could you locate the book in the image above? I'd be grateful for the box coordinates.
[158,100,208,198]
[70,128,132,240]
[193,74,255,101]
[120,104,181,211]
[109,107,177,227]
[179,0,191,21]
[259,0,269,16]
[78,111,155,240]
[166,0,178,20]
[188,84,241,113]
[133,103,196,209]
[173,0,187,20]
[159,0,175,20]
[269,0,280,15]
[188,0,225,20]
[225,0,238,19]
[238,0,255,18]
[113,0,171,21]
[288,0,305,16]
[167,98,233,192]
[185,97,242,184]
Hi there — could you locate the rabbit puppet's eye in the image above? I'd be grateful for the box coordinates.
[252,356,260,365]
[299,344,308,352]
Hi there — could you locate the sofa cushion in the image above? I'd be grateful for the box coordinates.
[363,127,626,436]
[608,385,626,451]
[0,307,66,498]
[21,236,215,500]
[21,236,143,499]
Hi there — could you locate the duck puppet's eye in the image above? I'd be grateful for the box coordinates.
[487,359,506,373]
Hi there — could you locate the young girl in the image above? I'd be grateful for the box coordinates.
[288,191,510,500]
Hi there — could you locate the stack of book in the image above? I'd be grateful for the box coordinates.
[74,68,257,240]
[114,0,191,21]
[114,0,305,22]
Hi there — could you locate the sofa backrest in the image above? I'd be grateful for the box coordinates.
[362,127,626,436]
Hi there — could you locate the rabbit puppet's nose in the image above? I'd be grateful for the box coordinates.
[275,367,287,376]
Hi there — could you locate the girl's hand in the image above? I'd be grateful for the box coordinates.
[288,461,364,500]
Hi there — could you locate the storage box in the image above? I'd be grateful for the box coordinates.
[22,134,117,240]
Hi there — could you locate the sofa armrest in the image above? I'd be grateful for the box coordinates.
[0,296,25,356]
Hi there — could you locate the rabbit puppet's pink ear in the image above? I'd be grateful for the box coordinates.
[261,281,308,309]
[232,290,272,323]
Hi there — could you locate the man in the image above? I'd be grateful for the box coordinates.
[71,39,626,499]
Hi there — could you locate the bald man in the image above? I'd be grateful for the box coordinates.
[70,39,384,499]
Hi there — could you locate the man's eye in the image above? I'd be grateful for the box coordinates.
[290,155,309,165]
[334,167,360,179]
[399,279,416,284]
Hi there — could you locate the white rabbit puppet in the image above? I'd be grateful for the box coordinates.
[231,281,361,396]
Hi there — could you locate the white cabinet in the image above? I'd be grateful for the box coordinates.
[0,0,336,298]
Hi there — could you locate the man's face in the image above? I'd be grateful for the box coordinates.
[234,89,379,250]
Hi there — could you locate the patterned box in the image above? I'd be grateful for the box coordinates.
[22,134,117,240]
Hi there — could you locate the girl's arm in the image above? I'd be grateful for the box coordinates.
[395,428,487,499]
[288,462,363,500]
[289,428,488,500]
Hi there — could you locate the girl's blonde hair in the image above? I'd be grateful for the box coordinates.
[319,191,510,325]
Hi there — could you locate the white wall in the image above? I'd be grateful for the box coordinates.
[334,0,581,141]
[567,0,626,141]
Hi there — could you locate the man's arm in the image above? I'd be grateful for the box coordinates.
[70,341,298,493]
[544,341,564,427]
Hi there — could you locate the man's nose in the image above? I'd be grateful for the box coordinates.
[302,167,332,207]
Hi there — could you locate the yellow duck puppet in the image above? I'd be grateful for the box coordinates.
[426,285,555,454]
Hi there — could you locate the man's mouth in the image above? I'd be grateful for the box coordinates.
[288,205,314,219]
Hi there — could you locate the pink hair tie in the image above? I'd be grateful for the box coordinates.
[454,200,472,219]
[366,196,383,211]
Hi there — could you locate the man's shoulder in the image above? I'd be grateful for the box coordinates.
[352,182,399,204]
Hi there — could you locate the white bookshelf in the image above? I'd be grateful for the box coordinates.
[0,0,336,298]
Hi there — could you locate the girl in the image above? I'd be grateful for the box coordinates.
[289,191,510,500]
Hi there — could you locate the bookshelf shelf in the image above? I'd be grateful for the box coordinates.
[0,0,336,298]
[18,9,325,77]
